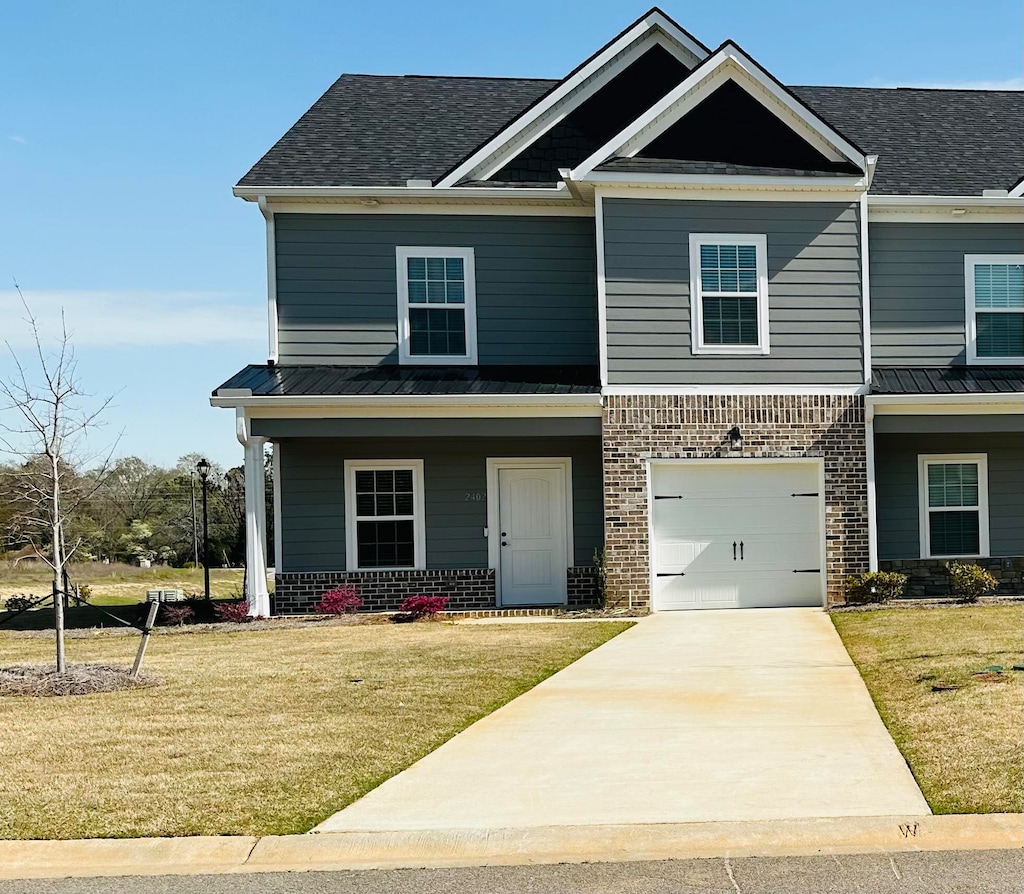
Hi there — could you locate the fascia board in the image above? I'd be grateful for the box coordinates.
[868,393,1024,413]
[435,12,708,189]
[210,393,603,410]
[233,185,576,201]
[868,194,1024,208]
[580,171,867,189]
[571,44,866,181]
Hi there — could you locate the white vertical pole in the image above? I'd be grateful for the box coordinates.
[865,401,878,572]
[237,409,270,617]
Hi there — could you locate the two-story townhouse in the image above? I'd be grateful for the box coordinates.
[213,8,1024,616]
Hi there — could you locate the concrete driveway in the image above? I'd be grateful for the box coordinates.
[315,609,929,832]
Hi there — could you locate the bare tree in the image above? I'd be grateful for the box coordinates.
[0,284,117,672]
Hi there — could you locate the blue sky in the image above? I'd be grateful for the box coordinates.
[2,1,1021,468]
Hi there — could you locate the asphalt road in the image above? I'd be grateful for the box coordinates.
[2,850,1021,894]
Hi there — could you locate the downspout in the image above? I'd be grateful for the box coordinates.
[860,155,877,388]
[258,195,279,364]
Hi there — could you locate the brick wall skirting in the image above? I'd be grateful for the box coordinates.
[273,566,601,614]
[602,393,869,609]
[880,557,1024,598]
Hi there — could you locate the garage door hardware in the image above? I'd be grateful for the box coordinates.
[656,572,686,577]
[791,492,819,497]
[792,569,821,573]
[654,495,684,500]
[733,541,744,560]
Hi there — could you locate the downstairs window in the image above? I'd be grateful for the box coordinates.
[344,461,425,570]
[918,454,989,559]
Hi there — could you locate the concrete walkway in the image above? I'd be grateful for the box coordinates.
[316,609,929,832]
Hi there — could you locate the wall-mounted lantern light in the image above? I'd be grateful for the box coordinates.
[728,426,743,451]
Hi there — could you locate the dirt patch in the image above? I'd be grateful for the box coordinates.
[0,663,159,697]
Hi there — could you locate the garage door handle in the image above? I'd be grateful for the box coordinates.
[739,541,744,561]
[793,569,821,574]
[732,541,737,561]
[656,572,686,577]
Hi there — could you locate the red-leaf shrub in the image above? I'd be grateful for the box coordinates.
[392,594,449,623]
[312,585,362,615]
[214,601,252,623]
[160,604,195,626]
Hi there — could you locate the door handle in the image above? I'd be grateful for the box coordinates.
[740,541,744,561]
[501,541,508,547]
[733,541,737,561]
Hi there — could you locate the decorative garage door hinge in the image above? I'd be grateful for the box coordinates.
[654,495,684,500]
[656,572,686,577]
[792,569,821,573]
[791,492,819,497]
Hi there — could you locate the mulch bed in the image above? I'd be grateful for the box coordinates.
[0,663,160,697]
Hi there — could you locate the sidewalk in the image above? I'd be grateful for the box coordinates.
[1,814,1020,879]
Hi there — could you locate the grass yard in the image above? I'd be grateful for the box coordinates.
[0,620,630,839]
[832,604,1023,815]
[0,563,246,605]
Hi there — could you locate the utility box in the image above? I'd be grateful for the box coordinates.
[146,589,185,603]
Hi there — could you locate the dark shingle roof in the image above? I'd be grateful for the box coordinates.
[215,365,602,397]
[594,157,856,177]
[872,367,1024,395]
[237,75,1024,197]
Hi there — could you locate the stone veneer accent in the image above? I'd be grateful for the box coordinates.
[273,566,602,614]
[603,394,869,608]
[880,557,1024,599]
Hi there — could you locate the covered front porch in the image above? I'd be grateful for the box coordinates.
[213,364,604,615]
[867,370,1024,598]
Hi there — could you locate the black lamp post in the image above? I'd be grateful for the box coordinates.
[196,458,211,600]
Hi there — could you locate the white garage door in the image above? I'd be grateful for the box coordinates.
[651,462,824,611]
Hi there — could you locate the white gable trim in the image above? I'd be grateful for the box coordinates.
[1008,176,1024,199]
[435,10,707,188]
[571,43,866,181]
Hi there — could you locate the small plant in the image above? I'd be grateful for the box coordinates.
[214,601,253,623]
[4,596,33,613]
[78,584,92,600]
[392,594,449,623]
[844,571,908,604]
[313,585,362,615]
[160,604,194,626]
[945,561,998,603]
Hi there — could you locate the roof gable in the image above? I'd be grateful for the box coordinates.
[572,42,866,181]
[436,8,708,187]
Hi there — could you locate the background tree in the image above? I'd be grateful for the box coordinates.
[0,288,116,672]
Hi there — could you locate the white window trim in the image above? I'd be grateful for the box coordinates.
[396,246,478,365]
[965,254,1024,366]
[689,233,770,356]
[344,459,426,571]
[917,453,990,560]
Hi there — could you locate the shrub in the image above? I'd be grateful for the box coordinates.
[159,604,194,626]
[392,594,449,623]
[184,595,217,623]
[3,596,33,613]
[214,601,253,623]
[593,547,608,606]
[945,561,998,603]
[845,571,908,604]
[312,585,362,615]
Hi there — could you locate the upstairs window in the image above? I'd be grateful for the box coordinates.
[918,454,989,559]
[689,234,769,355]
[966,255,1024,365]
[345,460,426,570]
[397,247,477,364]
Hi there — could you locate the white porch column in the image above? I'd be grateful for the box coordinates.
[237,410,271,616]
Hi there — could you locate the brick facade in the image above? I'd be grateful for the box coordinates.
[880,557,1024,598]
[602,394,869,608]
[273,566,602,614]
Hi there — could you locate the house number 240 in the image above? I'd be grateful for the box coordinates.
[464,492,486,502]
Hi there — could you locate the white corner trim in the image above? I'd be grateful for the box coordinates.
[257,196,279,363]
[603,384,869,396]
[917,453,990,560]
[865,404,878,571]
[570,44,865,181]
[1009,177,1024,199]
[964,253,1024,367]
[344,459,426,572]
[395,246,478,366]
[436,11,708,188]
[688,233,769,356]
[596,193,609,386]
[485,457,574,606]
[860,192,872,385]
[272,442,282,573]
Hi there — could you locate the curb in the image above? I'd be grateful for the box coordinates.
[1,814,1020,879]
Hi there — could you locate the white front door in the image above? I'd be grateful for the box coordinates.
[651,462,824,610]
[497,467,568,606]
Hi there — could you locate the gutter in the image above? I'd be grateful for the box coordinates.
[233,184,578,201]
[210,391,603,410]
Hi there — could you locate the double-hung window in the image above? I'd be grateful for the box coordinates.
[344,460,426,570]
[918,454,989,559]
[397,247,477,364]
[965,255,1024,364]
[689,234,769,355]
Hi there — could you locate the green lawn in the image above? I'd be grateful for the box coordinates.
[832,604,1023,814]
[0,620,631,839]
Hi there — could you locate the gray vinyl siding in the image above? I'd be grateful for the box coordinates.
[278,435,602,573]
[869,222,1024,366]
[275,214,597,365]
[876,432,1024,560]
[602,199,863,385]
